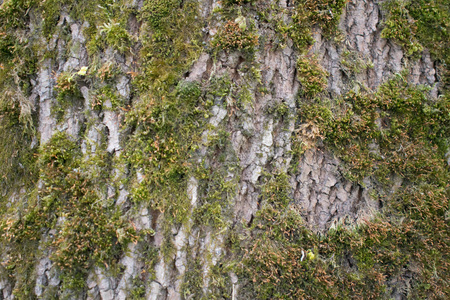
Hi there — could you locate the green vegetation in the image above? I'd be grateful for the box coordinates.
[340,49,374,77]
[120,0,212,265]
[238,172,344,299]
[0,82,37,211]
[221,0,256,6]
[53,71,84,120]
[300,74,450,182]
[284,0,347,52]
[2,0,209,296]
[382,0,450,64]
[209,0,261,56]
[211,19,259,53]
[381,0,424,57]
[0,0,449,299]
[124,81,206,224]
[297,55,329,98]
[129,239,158,299]
[259,75,450,298]
[1,133,137,295]
[236,78,450,297]
[135,0,202,92]
[0,1,39,265]
[194,129,239,230]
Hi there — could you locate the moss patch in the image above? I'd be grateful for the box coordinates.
[1,133,137,296]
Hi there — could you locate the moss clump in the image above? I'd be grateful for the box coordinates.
[282,0,347,52]
[121,1,206,255]
[382,0,450,78]
[235,69,450,299]
[408,0,450,89]
[91,85,125,111]
[0,1,39,97]
[409,0,450,62]
[55,71,80,96]
[239,172,336,299]
[181,257,204,298]
[297,55,329,98]
[0,0,38,29]
[140,0,181,30]
[1,133,137,296]
[53,71,84,121]
[98,21,133,54]
[221,0,256,6]
[381,0,424,57]
[239,135,449,298]
[211,19,259,53]
[340,49,374,78]
[299,74,450,183]
[135,0,202,93]
[291,75,450,298]
[0,0,39,224]
[193,130,239,230]
[0,0,448,298]
[123,80,209,242]
[0,87,37,207]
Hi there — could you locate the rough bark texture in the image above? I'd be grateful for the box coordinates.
[0,0,449,299]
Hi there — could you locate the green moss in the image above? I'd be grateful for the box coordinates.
[123,83,207,254]
[181,257,205,298]
[340,50,374,77]
[211,19,259,53]
[120,3,209,264]
[129,276,147,299]
[234,67,450,298]
[0,1,38,106]
[235,172,315,298]
[52,71,84,121]
[194,154,238,230]
[92,84,125,111]
[297,55,329,98]
[240,198,327,298]
[382,0,450,76]
[260,172,291,208]
[279,0,347,52]
[135,0,202,93]
[0,91,37,210]
[209,75,233,99]
[39,0,65,39]
[206,262,233,299]
[176,80,202,104]
[298,73,450,183]
[408,0,450,59]
[239,169,448,298]
[1,0,449,298]
[1,132,137,297]
[221,0,256,6]
[98,20,133,54]
[140,0,181,30]
[0,0,38,30]
[0,37,38,251]
[288,74,449,297]
[381,0,424,57]
[55,71,80,96]
[124,73,235,241]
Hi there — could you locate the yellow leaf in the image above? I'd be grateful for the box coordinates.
[77,66,88,76]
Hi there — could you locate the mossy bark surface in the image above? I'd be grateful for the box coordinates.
[0,0,449,299]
